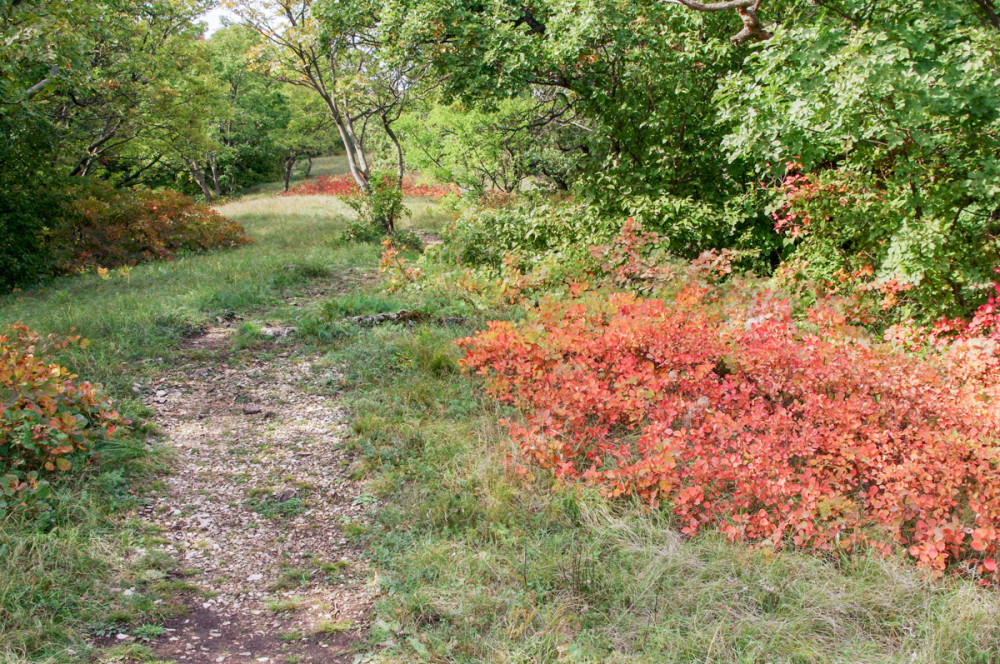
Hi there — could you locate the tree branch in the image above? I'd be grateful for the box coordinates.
[23,65,59,101]
[665,0,772,44]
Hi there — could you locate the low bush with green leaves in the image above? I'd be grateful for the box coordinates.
[441,194,775,274]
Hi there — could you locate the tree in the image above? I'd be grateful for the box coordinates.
[718,0,1000,317]
[400,98,568,195]
[232,0,425,230]
[275,88,337,192]
[202,24,294,196]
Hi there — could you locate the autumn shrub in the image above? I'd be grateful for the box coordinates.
[1,323,127,514]
[285,173,360,196]
[458,287,1000,579]
[48,181,250,273]
[283,173,458,199]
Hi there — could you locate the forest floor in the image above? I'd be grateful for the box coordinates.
[129,321,373,663]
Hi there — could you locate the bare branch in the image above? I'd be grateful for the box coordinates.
[666,0,754,12]
[664,0,772,44]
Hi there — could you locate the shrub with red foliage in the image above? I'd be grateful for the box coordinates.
[284,174,360,196]
[52,182,250,272]
[283,173,458,199]
[1,324,128,512]
[459,288,1000,578]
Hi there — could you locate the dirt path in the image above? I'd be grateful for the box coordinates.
[133,326,374,663]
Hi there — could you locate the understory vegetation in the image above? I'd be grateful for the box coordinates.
[308,274,1000,663]
[0,194,373,661]
[4,0,1000,661]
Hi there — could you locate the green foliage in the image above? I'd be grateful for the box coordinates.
[203,25,295,193]
[344,171,408,234]
[400,99,548,194]
[383,0,754,208]
[718,0,1000,318]
[441,199,599,268]
[440,194,774,275]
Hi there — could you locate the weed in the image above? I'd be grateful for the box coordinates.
[267,596,306,613]
[314,620,352,634]
[133,623,165,641]
[249,496,307,520]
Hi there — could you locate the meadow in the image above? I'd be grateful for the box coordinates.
[4,179,999,662]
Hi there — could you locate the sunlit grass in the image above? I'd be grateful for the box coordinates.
[306,290,1000,664]
[0,195,367,398]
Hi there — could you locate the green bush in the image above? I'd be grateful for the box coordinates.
[343,171,407,234]
[442,196,767,270]
[718,1,1000,319]
[442,200,609,268]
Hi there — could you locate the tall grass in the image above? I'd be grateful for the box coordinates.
[0,194,371,662]
[305,291,1000,664]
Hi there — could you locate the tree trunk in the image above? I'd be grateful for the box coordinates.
[283,156,296,192]
[207,153,222,197]
[382,113,405,189]
[304,157,312,179]
[188,159,214,203]
[342,111,371,184]
[319,91,371,194]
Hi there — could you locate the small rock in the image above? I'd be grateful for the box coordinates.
[247,573,263,582]
[273,488,298,503]
[242,405,262,415]
[260,326,293,338]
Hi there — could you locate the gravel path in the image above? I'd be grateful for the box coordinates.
[135,326,374,663]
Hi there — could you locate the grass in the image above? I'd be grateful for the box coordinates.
[301,289,1000,663]
[0,195,372,398]
[0,193,392,662]
[4,178,1000,663]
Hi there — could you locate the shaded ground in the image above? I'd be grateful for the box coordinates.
[126,324,374,663]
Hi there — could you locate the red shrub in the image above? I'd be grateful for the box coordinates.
[400,175,459,199]
[53,183,250,272]
[284,174,360,196]
[283,173,458,199]
[459,290,1000,578]
[1,324,127,512]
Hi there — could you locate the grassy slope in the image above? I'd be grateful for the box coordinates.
[310,292,1000,664]
[3,187,1000,663]
[0,195,371,662]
